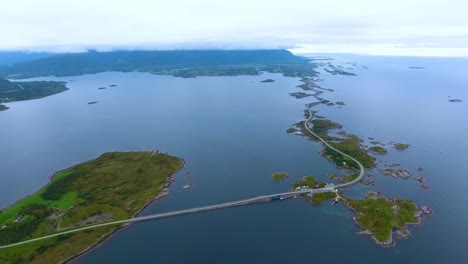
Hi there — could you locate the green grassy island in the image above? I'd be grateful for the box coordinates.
[272,172,288,181]
[369,146,387,155]
[0,151,183,264]
[394,143,409,151]
[343,195,422,247]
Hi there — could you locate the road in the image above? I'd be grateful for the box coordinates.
[303,106,365,188]
[0,106,365,250]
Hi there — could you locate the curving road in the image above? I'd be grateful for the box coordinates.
[0,106,365,250]
[303,106,365,188]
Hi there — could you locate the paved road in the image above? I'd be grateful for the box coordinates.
[303,107,365,188]
[0,106,365,250]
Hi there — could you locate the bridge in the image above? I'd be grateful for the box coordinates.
[0,106,365,250]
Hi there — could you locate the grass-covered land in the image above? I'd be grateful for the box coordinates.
[369,146,387,155]
[292,176,326,190]
[0,78,68,105]
[272,172,288,181]
[394,143,409,151]
[311,192,337,205]
[292,119,375,170]
[326,135,375,169]
[310,119,342,139]
[0,151,183,264]
[344,197,421,244]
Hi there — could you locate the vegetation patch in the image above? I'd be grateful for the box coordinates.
[286,127,298,133]
[369,146,387,155]
[272,172,288,182]
[0,151,183,264]
[393,143,409,151]
[0,78,68,104]
[311,192,336,205]
[260,79,275,83]
[292,176,325,190]
[343,196,421,245]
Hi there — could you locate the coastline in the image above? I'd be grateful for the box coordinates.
[61,158,185,263]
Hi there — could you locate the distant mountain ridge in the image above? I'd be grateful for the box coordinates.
[0,49,307,78]
[0,52,53,66]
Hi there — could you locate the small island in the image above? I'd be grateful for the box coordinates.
[289,92,312,99]
[260,79,275,83]
[109,84,117,87]
[369,146,387,155]
[335,101,345,106]
[449,99,462,103]
[98,87,106,90]
[408,66,424,69]
[88,101,98,105]
[394,143,409,151]
[343,193,427,247]
[272,172,288,182]
[0,104,8,111]
[0,151,183,263]
[380,168,412,179]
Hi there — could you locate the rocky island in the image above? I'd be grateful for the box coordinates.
[0,151,183,264]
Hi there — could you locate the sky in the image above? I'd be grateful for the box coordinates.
[1,0,468,56]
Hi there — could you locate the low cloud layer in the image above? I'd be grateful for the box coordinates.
[1,0,467,56]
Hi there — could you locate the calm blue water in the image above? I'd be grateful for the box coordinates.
[1,55,467,263]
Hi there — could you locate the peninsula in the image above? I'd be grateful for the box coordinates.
[0,78,68,110]
[0,151,183,263]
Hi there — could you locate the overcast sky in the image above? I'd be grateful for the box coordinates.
[1,0,468,56]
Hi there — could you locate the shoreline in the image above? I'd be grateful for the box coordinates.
[61,158,185,263]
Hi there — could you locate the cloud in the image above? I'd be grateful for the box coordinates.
[1,0,467,56]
